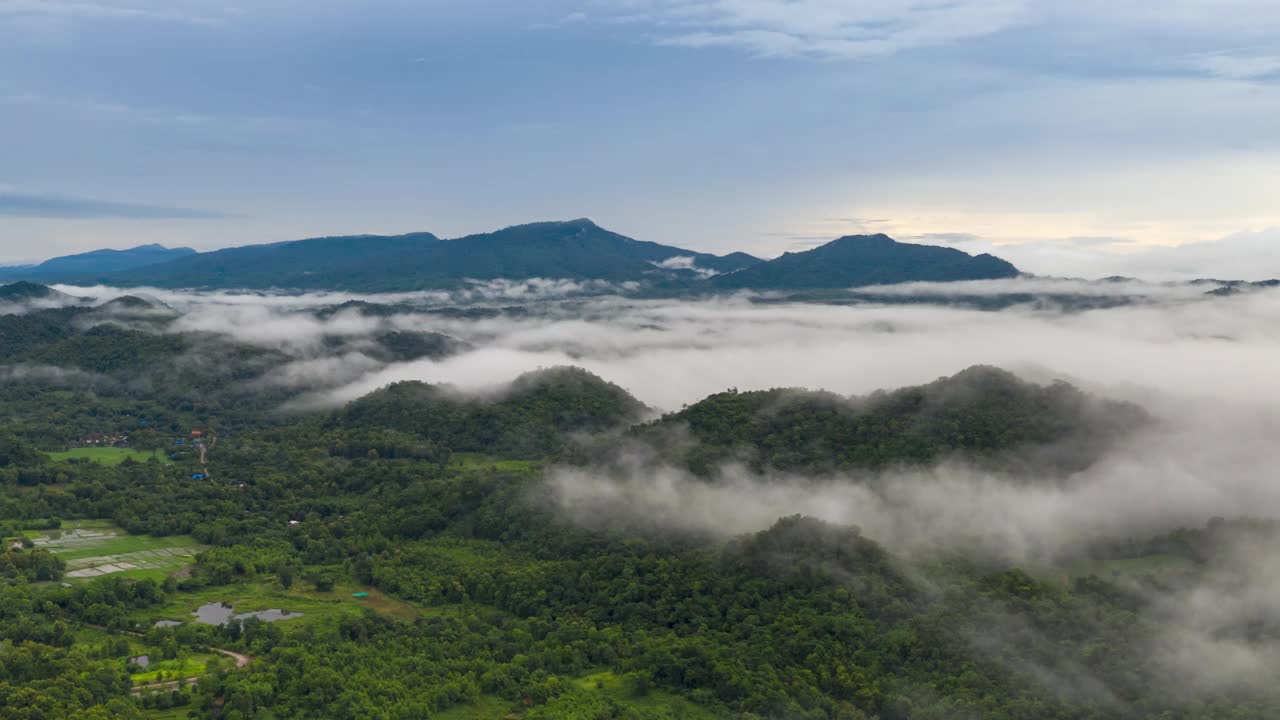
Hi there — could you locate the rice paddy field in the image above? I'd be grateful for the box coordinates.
[23,521,203,581]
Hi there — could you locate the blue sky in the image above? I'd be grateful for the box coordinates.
[3,0,1279,276]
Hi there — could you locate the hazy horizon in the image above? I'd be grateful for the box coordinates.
[2,217,1278,282]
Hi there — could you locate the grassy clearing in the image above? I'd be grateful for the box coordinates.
[452,452,541,474]
[323,581,423,621]
[73,625,148,657]
[46,447,173,466]
[130,654,220,685]
[574,671,723,719]
[137,579,424,628]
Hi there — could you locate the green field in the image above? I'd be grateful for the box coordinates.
[131,654,221,685]
[46,447,173,466]
[23,523,203,581]
[452,452,541,474]
[574,671,723,719]
[74,624,147,656]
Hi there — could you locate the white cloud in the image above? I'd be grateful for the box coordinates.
[1107,228,1280,280]
[0,1,158,19]
[610,0,1027,60]
[651,255,719,278]
[0,0,221,24]
[531,9,589,30]
[598,0,1280,74]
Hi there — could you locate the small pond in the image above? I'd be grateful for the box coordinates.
[194,602,302,625]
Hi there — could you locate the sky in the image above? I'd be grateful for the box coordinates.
[3,0,1279,277]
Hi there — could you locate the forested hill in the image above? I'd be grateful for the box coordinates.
[629,366,1145,474]
[323,366,648,458]
[101,220,760,291]
[712,233,1021,289]
[0,281,78,302]
[0,244,196,282]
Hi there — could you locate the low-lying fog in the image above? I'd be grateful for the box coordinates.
[53,278,1280,413]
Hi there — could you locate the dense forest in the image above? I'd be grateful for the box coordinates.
[625,366,1147,475]
[2,285,1278,719]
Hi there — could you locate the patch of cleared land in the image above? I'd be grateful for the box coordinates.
[130,653,221,685]
[451,452,541,473]
[46,447,173,465]
[574,670,723,719]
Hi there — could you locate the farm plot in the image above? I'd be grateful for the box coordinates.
[64,546,200,579]
[26,525,203,581]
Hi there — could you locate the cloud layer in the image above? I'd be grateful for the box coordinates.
[620,0,1027,60]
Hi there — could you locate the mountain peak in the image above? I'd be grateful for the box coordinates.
[498,218,600,232]
[133,243,193,252]
[829,233,897,246]
[713,233,1019,290]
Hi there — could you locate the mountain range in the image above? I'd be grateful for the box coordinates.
[0,219,1021,292]
[0,243,196,281]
